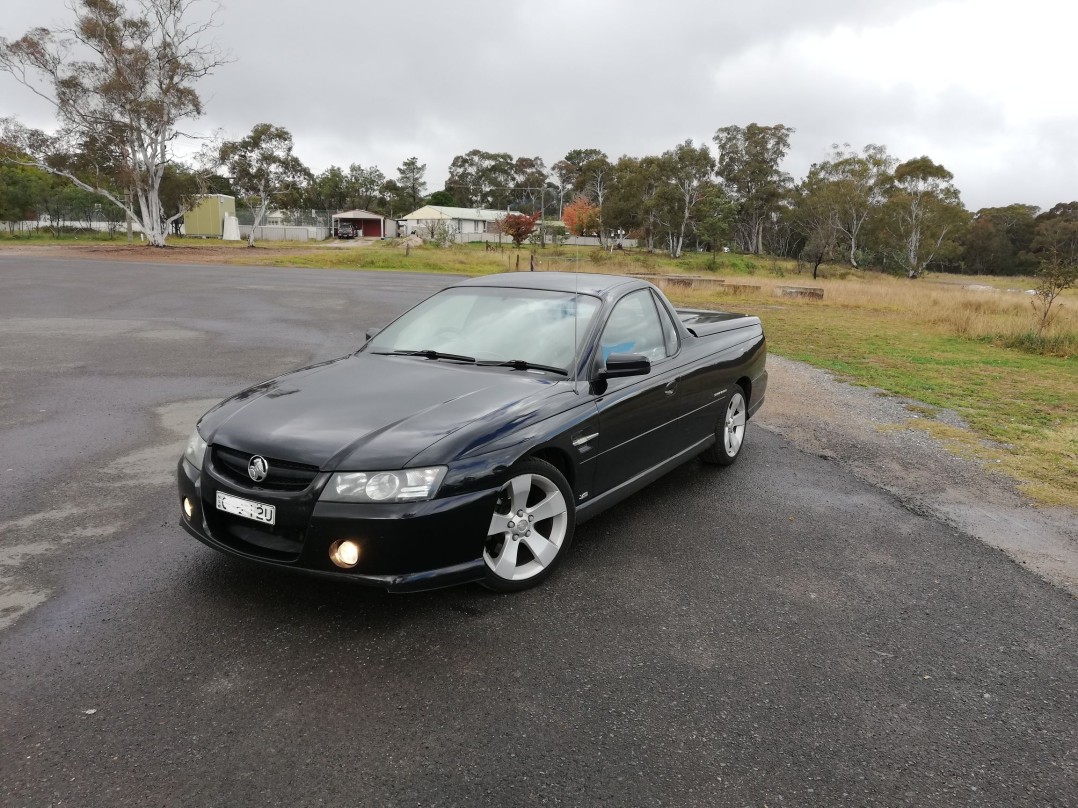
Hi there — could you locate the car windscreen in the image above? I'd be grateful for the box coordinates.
[366,287,601,371]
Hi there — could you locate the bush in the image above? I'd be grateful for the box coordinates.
[996,331,1078,358]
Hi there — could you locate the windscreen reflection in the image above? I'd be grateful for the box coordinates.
[367,288,601,371]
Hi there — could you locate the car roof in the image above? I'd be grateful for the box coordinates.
[452,272,641,297]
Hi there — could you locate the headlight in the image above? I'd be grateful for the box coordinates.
[320,466,448,503]
[183,428,208,470]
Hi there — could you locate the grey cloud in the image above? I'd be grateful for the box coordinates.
[2,0,1071,209]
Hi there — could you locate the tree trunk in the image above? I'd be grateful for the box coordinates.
[249,199,270,247]
[137,187,168,247]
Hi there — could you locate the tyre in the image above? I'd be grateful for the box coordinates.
[701,385,748,466]
[482,458,575,592]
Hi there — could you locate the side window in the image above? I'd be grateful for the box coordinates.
[599,290,667,363]
[651,291,680,356]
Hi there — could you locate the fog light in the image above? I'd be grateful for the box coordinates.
[183,497,194,519]
[329,540,360,569]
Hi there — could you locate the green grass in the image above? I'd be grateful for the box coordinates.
[238,243,521,273]
[280,241,785,277]
[680,292,1078,507]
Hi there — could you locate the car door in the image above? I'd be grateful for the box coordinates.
[590,289,683,497]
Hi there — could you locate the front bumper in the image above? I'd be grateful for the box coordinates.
[177,458,495,592]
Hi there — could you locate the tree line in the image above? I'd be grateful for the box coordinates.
[1,0,1074,278]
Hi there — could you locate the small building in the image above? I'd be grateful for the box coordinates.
[183,194,236,238]
[400,205,506,240]
[331,209,396,238]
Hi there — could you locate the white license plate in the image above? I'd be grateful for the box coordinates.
[216,491,276,525]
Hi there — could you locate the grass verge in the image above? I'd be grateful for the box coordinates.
[671,282,1077,508]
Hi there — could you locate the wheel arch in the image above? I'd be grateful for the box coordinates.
[736,376,752,414]
[527,446,576,490]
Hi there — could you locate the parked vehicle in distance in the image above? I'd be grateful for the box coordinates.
[177,273,768,592]
[336,223,356,239]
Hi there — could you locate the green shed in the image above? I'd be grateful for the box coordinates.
[184,195,236,238]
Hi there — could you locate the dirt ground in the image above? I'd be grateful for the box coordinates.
[5,243,1075,595]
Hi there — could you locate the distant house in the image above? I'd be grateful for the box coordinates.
[400,205,506,239]
[183,194,236,238]
[331,209,396,238]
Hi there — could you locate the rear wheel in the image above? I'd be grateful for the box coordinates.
[701,386,748,466]
[482,458,575,592]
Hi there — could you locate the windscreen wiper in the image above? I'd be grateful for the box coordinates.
[376,349,477,363]
[480,359,568,376]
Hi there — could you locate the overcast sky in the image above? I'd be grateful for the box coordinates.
[2,0,1075,211]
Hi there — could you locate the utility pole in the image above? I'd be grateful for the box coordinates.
[539,186,545,248]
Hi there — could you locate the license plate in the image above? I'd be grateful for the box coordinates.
[216,491,276,525]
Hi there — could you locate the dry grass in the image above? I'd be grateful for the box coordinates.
[656,273,1077,507]
[546,261,1078,357]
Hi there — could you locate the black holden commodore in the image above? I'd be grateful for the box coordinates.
[177,272,767,592]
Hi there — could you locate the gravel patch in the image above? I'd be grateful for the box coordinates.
[755,354,1078,596]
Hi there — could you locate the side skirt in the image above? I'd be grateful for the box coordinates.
[576,434,714,526]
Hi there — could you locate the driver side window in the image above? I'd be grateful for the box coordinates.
[599,290,667,363]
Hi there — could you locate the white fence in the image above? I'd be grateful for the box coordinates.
[238,225,330,242]
[3,218,142,234]
[452,231,638,248]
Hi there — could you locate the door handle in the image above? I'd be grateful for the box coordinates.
[664,380,679,397]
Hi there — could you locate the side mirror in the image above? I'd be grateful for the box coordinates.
[600,353,651,379]
[365,327,382,341]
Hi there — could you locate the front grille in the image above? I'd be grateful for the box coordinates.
[211,445,320,492]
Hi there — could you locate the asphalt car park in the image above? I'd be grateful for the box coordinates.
[0,255,1075,806]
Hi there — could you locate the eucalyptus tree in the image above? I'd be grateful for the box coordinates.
[657,140,715,258]
[804,144,894,266]
[307,165,351,212]
[604,156,648,247]
[878,157,968,278]
[348,163,385,211]
[511,156,549,214]
[445,149,514,208]
[793,181,841,278]
[694,184,738,261]
[577,155,615,246]
[0,138,48,233]
[219,124,311,246]
[962,204,1039,275]
[0,0,229,246]
[713,124,795,254]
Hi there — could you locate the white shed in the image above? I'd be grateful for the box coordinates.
[400,205,506,240]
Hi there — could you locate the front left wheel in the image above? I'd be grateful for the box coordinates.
[482,458,575,592]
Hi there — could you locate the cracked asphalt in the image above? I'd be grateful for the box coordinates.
[0,255,1075,807]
